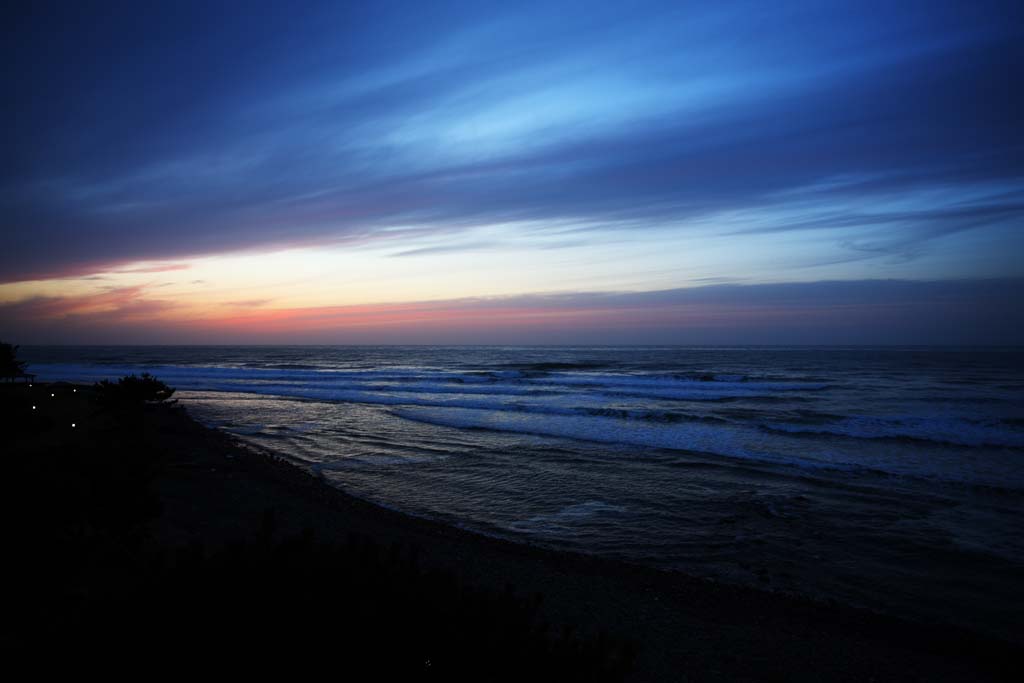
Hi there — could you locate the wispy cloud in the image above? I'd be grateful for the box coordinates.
[389,241,499,258]
[224,298,272,308]
[0,285,176,325]
[1,2,1021,285]
[113,263,192,274]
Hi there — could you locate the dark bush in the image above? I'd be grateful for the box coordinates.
[0,341,28,377]
[95,372,175,406]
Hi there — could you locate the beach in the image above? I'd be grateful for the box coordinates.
[2,380,1018,681]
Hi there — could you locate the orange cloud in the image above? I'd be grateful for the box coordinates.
[3,286,142,318]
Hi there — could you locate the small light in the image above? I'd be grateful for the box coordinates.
[73,389,77,393]
[71,423,76,428]
[32,406,36,410]
[51,393,55,397]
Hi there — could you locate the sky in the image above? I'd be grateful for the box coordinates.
[2,0,1022,344]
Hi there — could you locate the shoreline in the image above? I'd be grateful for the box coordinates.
[4,382,1020,680]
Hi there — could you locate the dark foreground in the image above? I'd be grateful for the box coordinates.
[1,383,1017,680]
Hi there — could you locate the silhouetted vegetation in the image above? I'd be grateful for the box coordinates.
[0,341,28,377]
[95,372,175,407]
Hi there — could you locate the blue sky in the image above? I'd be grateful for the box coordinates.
[1,1,1022,343]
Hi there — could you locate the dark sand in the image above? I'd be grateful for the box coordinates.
[3,383,1018,680]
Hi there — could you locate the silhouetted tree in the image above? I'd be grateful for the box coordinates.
[0,341,27,377]
[95,372,175,406]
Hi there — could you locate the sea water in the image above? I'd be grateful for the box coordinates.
[24,345,1024,637]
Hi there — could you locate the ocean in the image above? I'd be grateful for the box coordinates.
[23,345,1024,637]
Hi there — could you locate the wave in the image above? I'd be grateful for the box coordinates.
[392,406,803,466]
[522,373,827,392]
[762,416,1024,449]
[264,363,322,370]
[388,406,1024,489]
[311,453,443,469]
[30,362,825,388]
[501,361,614,372]
[32,362,456,384]
[31,362,827,405]
[35,358,1024,487]
[189,382,751,426]
[507,501,628,534]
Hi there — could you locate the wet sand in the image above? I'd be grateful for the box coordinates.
[3,383,1019,681]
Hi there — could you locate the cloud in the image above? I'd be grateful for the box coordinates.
[223,299,272,308]
[113,263,192,274]
[389,241,499,257]
[0,286,151,320]
[186,278,1024,345]
[1,1,1021,283]
[0,284,179,342]
[6,278,1018,345]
